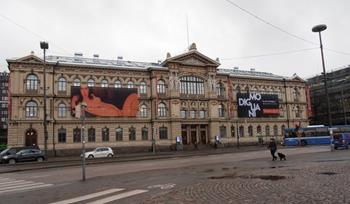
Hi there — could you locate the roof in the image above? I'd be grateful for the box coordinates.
[46,55,166,70]
[217,68,286,80]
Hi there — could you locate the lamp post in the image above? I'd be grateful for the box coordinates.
[312,24,332,127]
[40,41,49,157]
[81,102,87,181]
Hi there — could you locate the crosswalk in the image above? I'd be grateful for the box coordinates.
[50,188,149,204]
[0,177,53,194]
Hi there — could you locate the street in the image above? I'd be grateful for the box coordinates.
[1,146,349,204]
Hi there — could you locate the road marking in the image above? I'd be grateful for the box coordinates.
[0,182,47,191]
[49,188,124,204]
[0,180,35,187]
[87,190,148,204]
[0,184,53,194]
[0,178,13,182]
[147,183,176,190]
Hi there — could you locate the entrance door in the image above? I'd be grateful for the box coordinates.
[182,130,188,145]
[191,131,197,144]
[200,130,207,144]
[25,128,37,146]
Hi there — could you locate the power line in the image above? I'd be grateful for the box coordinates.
[223,0,350,57]
[0,12,71,55]
[221,47,318,60]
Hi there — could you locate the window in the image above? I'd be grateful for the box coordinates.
[73,79,80,87]
[101,79,108,88]
[25,101,38,117]
[257,125,262,135]
[157,80,166,94]
[295,106,301,118]
[239,126,244,137]
[87,79,95,87]
[140,104,148,117]
[265,126,270,136]
[129,127,136,141]
[248,125,253,137]
[218,104,225,117]
[180,110,187,118]
[142,127,148,140]
[180,76,204,95]
[293,87,300,102]
[88,127,95,142]
[273,125,278,136]
[140,82,147,94]
[116,128,123,141]
[58,128,66,143]
[158,102,167,117]
[190,110,196,118]
[199,110,205,119]
[114,80,121,88]
[58,103,66,118]
[73,127,81,143]
[127,81,134,88]
[26,74,38,91]
[159,126,168,139]
[231,125,235,137]
[220,126,227,138]
[58,77,66,91]
[102,127,109,142]
[281,125,286,136]
[217,83,225,97]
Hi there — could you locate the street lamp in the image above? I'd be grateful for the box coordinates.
[312,24,332,127]
[81,102,87,181]
[40,41,49,157]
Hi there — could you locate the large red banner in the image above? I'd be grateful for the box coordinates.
[71,86,138,117]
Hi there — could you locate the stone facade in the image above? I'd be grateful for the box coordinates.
[0,71,9,144]
[7,44,308,154]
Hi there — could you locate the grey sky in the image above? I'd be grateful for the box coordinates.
[0,0,349,78]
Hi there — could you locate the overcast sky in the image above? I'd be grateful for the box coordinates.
[1,0,349,78]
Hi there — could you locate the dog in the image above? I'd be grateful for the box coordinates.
[277,152,286,160]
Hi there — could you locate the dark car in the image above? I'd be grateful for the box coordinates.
[333,133,350,150]
[1,148,45,164]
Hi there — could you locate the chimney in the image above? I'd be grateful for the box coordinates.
[234,67,239,70]
[93,54,99,59]
[74,52,83,57]
[117,56,123,60]
[250,68,255,72]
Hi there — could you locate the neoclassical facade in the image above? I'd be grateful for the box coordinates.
[7,44,308,154]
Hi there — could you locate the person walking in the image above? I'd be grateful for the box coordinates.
[268,138,277,161]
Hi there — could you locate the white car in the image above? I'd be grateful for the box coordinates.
[83,147,114,159]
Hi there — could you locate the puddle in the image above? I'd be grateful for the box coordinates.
[270,166,287,169]
[240,175,286,181]
[208,173,236,179]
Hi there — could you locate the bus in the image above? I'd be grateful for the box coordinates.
[283,125,350,146]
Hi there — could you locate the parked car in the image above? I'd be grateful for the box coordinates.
[0,146,39,163]
[333,133,350,149]
[0,144,7,152]
[1,148,45,164]
[83,147,114,159]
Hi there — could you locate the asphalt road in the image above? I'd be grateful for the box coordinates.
[0,146,335,204]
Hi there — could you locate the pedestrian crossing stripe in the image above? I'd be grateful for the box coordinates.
[0,177,53,194]
[50,188,149,204]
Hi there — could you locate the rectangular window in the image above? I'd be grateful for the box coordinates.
[220,126,227,138]
[159,127,168,140]
[129,128,136,141]
[88,128,95,142]
[58,129,66,143]
[73,128,81,143]
[199,110,205,118]
[180,110,187,118]
[142,128,148,140]
[102,128,109,142]
[116,128,123,141]
[190,110,196,118]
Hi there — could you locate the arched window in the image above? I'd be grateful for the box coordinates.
[157,80,166,94]
[73,127,81,143]
[88,127,95,142]
[26,74,38,91]
[114,80,121,88]
[180,76,204,95]
[101,79,108,88]
[239,126,244,137]
[140,104,148,117]
[58,127,66,143]
[58,77,66,91]
[218,104,225,117]
[73,78,81,87]
[115,128,123,141]
[281,125,286,136]
[217,83,225,97]
[273,125,278,136]
[248,125,253,137]
[102,127,109,142]
[87,79,95,87]
[265,125,270,136]
[257,125,262,135]
[139,82,147,94]
[25,101,38,117]
[127,81,134,88]
[158,102,167,117]
[129,127,136,141]
[58,103,66,118]
[142,127,148,140]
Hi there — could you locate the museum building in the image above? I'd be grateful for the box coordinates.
[6,43,308,155]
